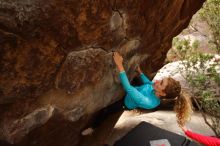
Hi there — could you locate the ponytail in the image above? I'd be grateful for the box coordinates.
[174,91,193,127]
[164,77,193,126]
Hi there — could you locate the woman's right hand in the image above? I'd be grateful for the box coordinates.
[136,65,142,74]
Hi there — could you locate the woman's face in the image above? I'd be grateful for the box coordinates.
[154,78,169,96]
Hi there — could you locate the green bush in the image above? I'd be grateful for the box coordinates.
[169,0,220,135]
[199,0,220,52]
[171,38,220,136]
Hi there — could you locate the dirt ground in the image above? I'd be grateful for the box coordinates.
[80,110,215,146]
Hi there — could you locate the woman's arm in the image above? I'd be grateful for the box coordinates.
[113,52,157,109]
[185,130,220,146]
[113,52,130,91]
[136,66,152,84]
[113,52,124,72]
[181,126,220,146]
[113,52,150,93]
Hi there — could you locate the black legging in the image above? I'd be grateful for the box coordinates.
[90,98,128,128]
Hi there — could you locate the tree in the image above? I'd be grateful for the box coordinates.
[172,37,220,136]
[199,0,220,53]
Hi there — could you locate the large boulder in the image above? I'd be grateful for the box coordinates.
[0,0,204,145]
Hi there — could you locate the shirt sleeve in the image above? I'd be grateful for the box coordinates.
[119,71,157,109]
[185,130,220,146]
[139,73,152,84]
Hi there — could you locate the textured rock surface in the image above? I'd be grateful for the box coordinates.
[0,0,204,145]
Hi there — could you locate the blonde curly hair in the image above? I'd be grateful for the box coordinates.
[174,92,193,127]
[164,78,193,127]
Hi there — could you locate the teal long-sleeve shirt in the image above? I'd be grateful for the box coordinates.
[119,71,160,110]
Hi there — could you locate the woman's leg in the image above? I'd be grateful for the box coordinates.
[82,98,125,135]
[91,98,125,128]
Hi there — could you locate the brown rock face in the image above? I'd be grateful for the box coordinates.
[0,0,204,145]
